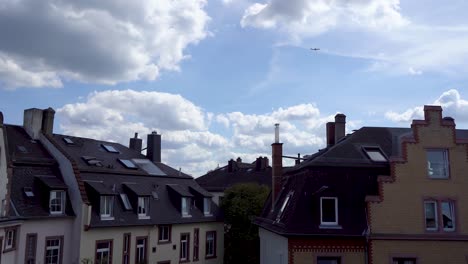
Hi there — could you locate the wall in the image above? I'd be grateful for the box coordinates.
[80,221,224,264]
[368,107,468,262]
[293,251,364,264]
[0,125,8,216]
[210,192,224,205]
[259,228,288,264]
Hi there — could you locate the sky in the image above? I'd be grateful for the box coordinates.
[1,0,468,176]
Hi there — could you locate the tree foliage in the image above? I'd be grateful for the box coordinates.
[221,183,270,264]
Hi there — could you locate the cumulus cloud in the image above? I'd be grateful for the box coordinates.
[0,0,210,89]
[241,0,408,39]
[385,89,468,124]
[57,90,351,176]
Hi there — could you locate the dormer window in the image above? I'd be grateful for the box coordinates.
[50,190,65,215]
[182,197,191,217]
[363,147,387,162]
[204,198,212,216]
[100,196,114,220]
[138,197,150,219]
[320,197,338,226]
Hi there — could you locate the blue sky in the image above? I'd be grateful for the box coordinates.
[1,0,468,176]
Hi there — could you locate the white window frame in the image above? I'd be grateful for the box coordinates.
[206,231,215,257]
[49,191,65,215]
[100,196,114,220]
[426,149,449,179]
[136,238,147,263]
[424,201,438,231]
[95,240,112,264]
[320,197,338,226]
[159,225,170,242]
[204,198,212,216]
[180,234,189,261]
[182,197,191,217]
[5,228,16,250]
[138,197,150,219]
[45,238,61,264]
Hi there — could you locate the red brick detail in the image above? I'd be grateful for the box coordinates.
[288,238,365,263]
[44,134,89,204]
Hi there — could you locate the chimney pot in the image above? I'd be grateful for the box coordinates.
[274,123,280,143]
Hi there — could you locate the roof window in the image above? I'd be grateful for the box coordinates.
[23,187,34,197]
[276,192,293,222]
[118,159,137,169]
[63,137,74,145]
[132,159,166,176]
[363,147,387,162]
[102,144,119,153]
[82,156,103,167]
[17,146,28,153]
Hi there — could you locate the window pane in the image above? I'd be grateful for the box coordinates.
[317,257,340,264]
[427,150,448,178]
[425,202,437,230]
[441,201,455,231]
[393,258,416,264]
[321,198,337,224]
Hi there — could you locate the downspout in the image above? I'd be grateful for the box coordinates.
[364,206,370,264]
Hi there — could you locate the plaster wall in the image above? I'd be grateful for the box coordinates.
[259,227,288,264]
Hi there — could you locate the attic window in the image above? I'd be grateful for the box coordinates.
[151,191,159,199]
[120,193,132,210]
[17,146,28,153]
[63,137,74,144]
[119,159,137,169]
[363,147,387,162]
[82,156,103,167]
[102,144,119,153]
[23,187,34,197]
[276,192,292,221]
[132,159,166,176]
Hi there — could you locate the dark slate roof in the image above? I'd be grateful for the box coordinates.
[196,161,273,192]
[50,133,221,228]
[4,125,74,219]
[255,126,468,237]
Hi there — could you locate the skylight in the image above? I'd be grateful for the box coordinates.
[63,137,74,144]
[82,156,103,167]
[132,159,166,176]
[120,193,132,210]
[102,144,119,153]
[276,192,293,222]
[17,146,28,153]
[363,147,387,162]
[23,187,34,197]
[118,159,137,169]
[151,191,159,199]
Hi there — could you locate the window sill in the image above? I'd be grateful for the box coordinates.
[157,240,171,245]
[182,215,192,218]
[3,246,16,253]
[180,259,190,263]
[205,255,217,260]
[100,216,115,221]
[319,224,342,229]
[138,215,151,220]
[204,213,213,217]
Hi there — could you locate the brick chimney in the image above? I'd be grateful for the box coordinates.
[334,114,346,143]
[41,107,55,136]
[227,159,237,172]
[272,124,283,208]
[147,131,161,163]
[129,133,143,152]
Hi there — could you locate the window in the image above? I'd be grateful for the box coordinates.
[158,225,171,243]
[118,159,137,169]
[4,227,17,251]
[204,198,211,216]
[24,187,35,197]
[138,197,150,219]
[100,196,114,220]
[393,258,416,264]
[427,149,449,179]
[122,233,130,264]
[363,147,387,162]
[120,193,132,210]
[63,137,74,144]
[424,200,455,232]
[180,233,190,262]
[193,228,199,261]
[44,237,63,264]
[424,201,438,230]
[135,237,147,264]
[132,159,166,176]
[320,197,338,226]
[317,256,341,264]
[276,192,292,221]
[182,197,191,217]
[95,240,112,264]
[17,145,28,153]
[205,231,216,258]
[25,233,37,264]
[50,191,66,215]
[82,156,103,167]
[102,144,119,153]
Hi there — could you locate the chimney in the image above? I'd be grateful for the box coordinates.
[236,157,242,163]
[272,124,283,208]
[23,108,44,140]
[129,133,143,152]
[334,114,346,143]
[326,122,335,147]
[0,111,3,125]
[41,107,55,136]
[263,157,269,168]
[147,131,161,163]
[227,159,236,172]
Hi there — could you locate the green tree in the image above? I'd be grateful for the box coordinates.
[221,183,270,264]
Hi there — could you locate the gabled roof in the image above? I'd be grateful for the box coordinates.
[4,125,74,219]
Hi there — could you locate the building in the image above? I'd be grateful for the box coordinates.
[0,109,75,264]
[0,108,224,264]
[255,106,468,264]
[196,157,271,205]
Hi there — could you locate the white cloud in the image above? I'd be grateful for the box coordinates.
[385,89,468,124]
[57,90,351,176]
[0,0,210,89]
